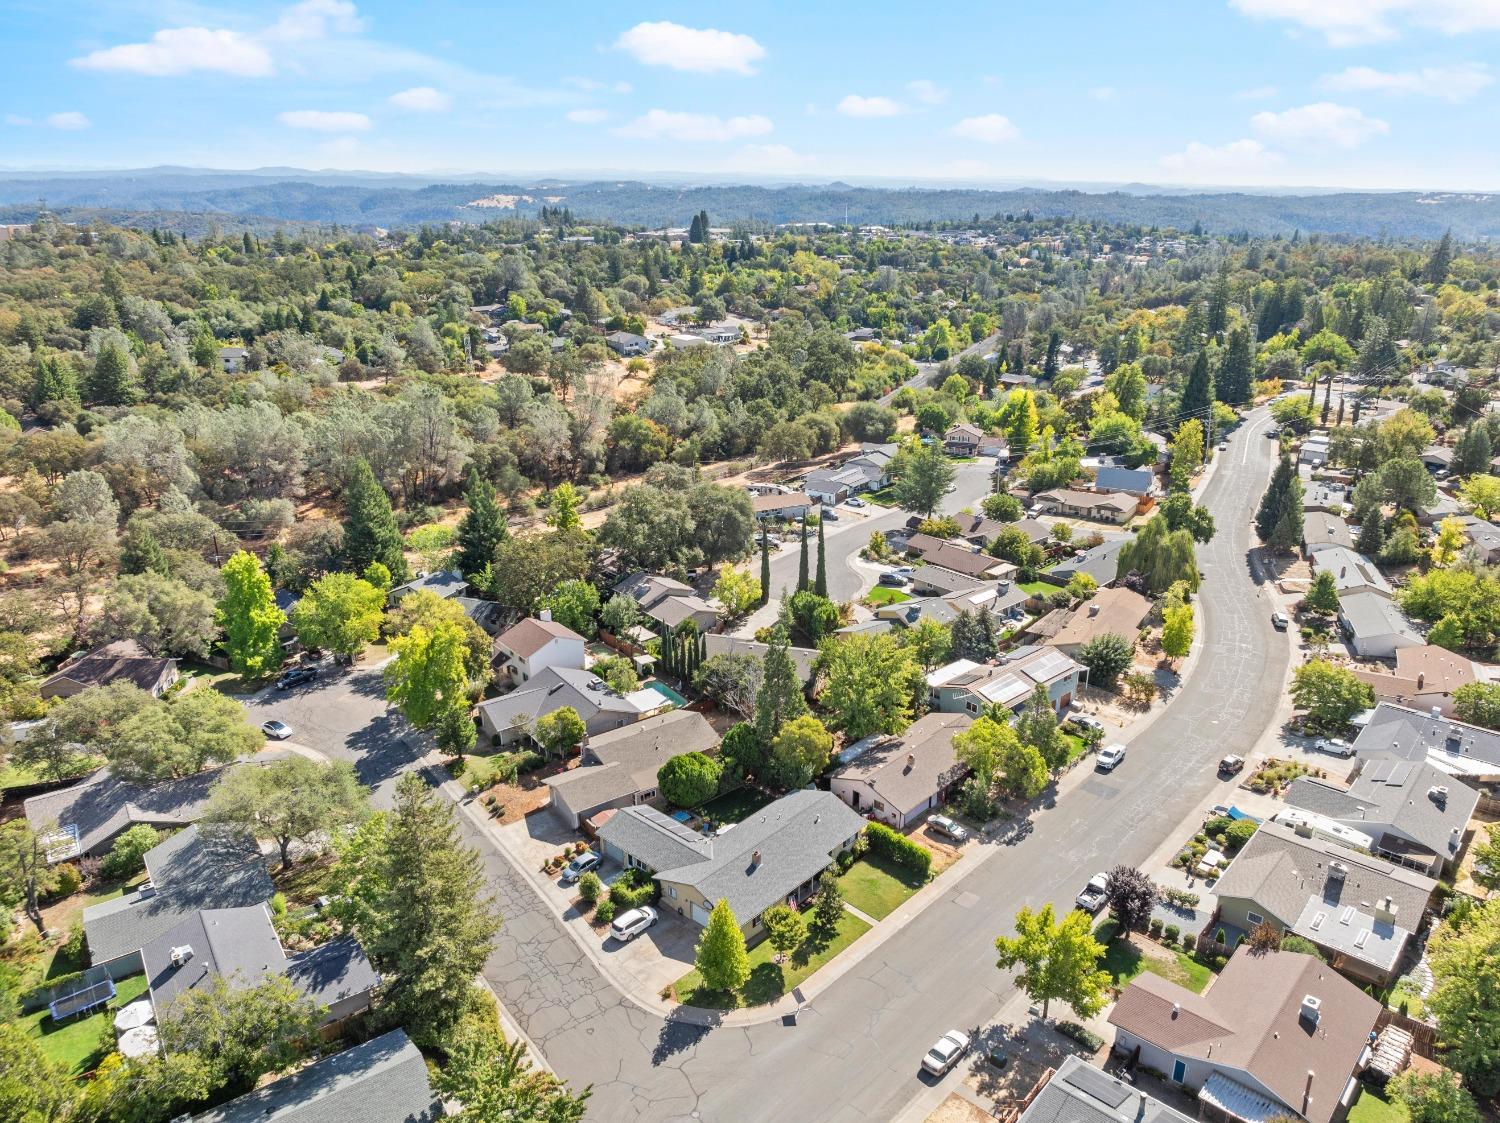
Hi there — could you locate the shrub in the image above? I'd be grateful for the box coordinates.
[594,898,616,924]
[270,892,288,916]
[577,871,603,906]
[101,824,161,881]
[1149,918,1164,937]
[609,867,659,909]
[1214,927,1226,944]
[1055,1021,1105,1051]
[63,922,85,962]
[1164,924,1181,944]
[1224,819,1259,852]
[53,863,82,898]
[1213,954,1228,970]
[862,822,932,877]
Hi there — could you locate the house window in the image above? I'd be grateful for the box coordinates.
[640,789,657,802]
[666,886,677,900]
[873,801,885,811]
[966,702,978,714]
[1247,911,1264,926]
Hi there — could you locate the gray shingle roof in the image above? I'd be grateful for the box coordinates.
[284,937,381,1012]
[476,665,657,732]
[1020,1056,1193,1123]
[833,712,973,814]
[40,640,176,696]
[1339,590,1420,644]
[1286,758,1479,860]
[141,904,285,1012]
[703,633,817,681]
[1354,702,1500,776]
[656,790,865,922]
[598,805,715,872]
[544,710,718,811]
[190,1030,441,1123]
[1047,537,1128,586]
[389,571,468,600]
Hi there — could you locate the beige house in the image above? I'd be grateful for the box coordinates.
[1045,587,1153,656]
[830,712,973,828]
[40,639,178,700]
[1349,645,1488,719]
[1032,488,1138,524]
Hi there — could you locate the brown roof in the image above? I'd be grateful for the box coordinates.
[1047,587,1152,649]
[1351,645,1484,714]
[1037,488,1138,514]
[1109,950,1382,1123]
[41,640,175,695]
[906,534,1003,578]
[496,616,584,659]
[751,492,815,513]
[833,712,973,813]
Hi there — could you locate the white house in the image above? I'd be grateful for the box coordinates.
[493,614,586,685]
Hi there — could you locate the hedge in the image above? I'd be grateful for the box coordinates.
[608,867,660,910]
[1056,1021,1104,1051]
[862,823,933,877]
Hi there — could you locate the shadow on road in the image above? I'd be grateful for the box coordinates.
[652,1011,721,1066]
[350,714,421,788]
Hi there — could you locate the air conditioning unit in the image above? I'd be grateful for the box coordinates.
[1300,994,1322,1024]
[1328,861,1347,881]
[169,945,194,967]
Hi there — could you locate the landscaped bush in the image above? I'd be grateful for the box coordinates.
[1223,818,1258,852]
[862,822,932,877]
[577,871,603,906]
[1164,924,1181,944]
[101,824,161,881]
[608,867,659,909]
[1162,887,1199,910]
[1055,1021,1104,1051]
[1149,918,1164,937]
[52,863,82,898]
[594,898,616,924]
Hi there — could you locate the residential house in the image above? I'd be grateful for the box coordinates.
[1459,516,1500,564]
[217,346,248,374]
[691,323,742,346]
[493,614,587,685]
[1303,482,1349,514]
[874,581,1032,631]
[543,710,718,828]
[1045,587,1153,656]
[1419,445,1454,473]
[831,712,973,827]
[1337,591,1422,659]
[949,512,1009,548]
[1210,821,1435,985]
[613,571,720,633]
[26,755,291,863]
[668,332,710,349]
[40,639,178,700]
[1299,434,1331,467]
[189,1030,442,1123]
[977,434,1011,459]
[1009,517,1056,547]
[386,570,469,604]
[1303,511,1355,554]
[604,331,652,357]
[926,646,1083,717]
[1284,757,1478,874]
[910,565,1000,597]
[703,632,817,683]
[1311,548,1392,599]
[1415,490,1463,527]
[1017,1056,1194,1123]
[1046,537,1128,588]
[844,327,880,343]
[1032,488,1138,524]
[905,533,1012,580]
[475,665,669,745]
[1349,651,1488,720]
[1093,465,1157,497]
[1350,701,1500,785]
[599,790,864,942]
[801,466,867,506]
[1107,949,1382,1123]
[454,595,511,637]
[751,492,818,521]
[83,826,274,978]
[943,422,983,456]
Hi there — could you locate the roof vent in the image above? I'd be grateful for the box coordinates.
[906,753,916,770]
[539,609,552,623]
[169,945,194,967]
[1300,995,1322,1024]
[1430,785,1449,805]
[1171,1002,1180,1018]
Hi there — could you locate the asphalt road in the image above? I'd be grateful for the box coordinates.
[456,405,1288,1122]
[877,332,1002,407]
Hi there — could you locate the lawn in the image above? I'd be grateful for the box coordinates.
[20,972,150,1075]
[1098,933,1213,994]
[0,759,39,792]
[865,587,911,606]
[862,486,898,507]
[838,855,926,920]
[1346,1083,1409,1123]
[1017,581,1056,597]
[673,910,871,1008]
[698,787,775,825]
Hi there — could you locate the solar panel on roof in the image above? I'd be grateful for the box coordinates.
[1061,1060,1133,1108]
[1023,649,1075,681]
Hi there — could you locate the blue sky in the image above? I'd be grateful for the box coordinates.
[4,0,1500,189]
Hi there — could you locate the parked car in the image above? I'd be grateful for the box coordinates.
[1075,873,1110,913]
[1315,737,1354,758]
[879,571,911,587]
[560,851,601,885]
[261,719,293,740]
[276,666,318,690]
[1096,744,1127,771]
[921,1030,970,1077]
[927,814,970,843]
[1218,754,1245,775]
[1218,441,1228,451]
[890,566,914,578]
[823,508,841,521]
[1266,427,1280,438]
[609,905,658,942]
[846,497,866,508]
[1270,611,1290,630]
[1067,713,1105,735]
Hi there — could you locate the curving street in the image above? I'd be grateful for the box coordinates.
[458,405,1287,1122]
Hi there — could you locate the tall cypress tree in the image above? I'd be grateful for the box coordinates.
[453,470,506,580]
[754,626,808,750]
[342,459,409,583]
[814,519,828,598]
[1180,350,1214,425]
[797,521,810,593]
[86,342,138,406]
[1217,328,1253,407]
[758,529,771,607]
[29,353,77,409]
[1255,452,1296,543]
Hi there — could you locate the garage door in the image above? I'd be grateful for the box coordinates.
[691,902,711,926]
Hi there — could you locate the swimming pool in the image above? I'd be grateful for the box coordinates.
[645,680,688,707]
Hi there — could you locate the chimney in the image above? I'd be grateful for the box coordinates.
[1375,897,1398,925]
[1303,1071,1316,1116]
[1300,995,1322,1025]
[751,849,762,868]
[906,753,916,770]
[539,608,552,623]
[1417,673,1425,691]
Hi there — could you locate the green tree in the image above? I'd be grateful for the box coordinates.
[1161,601,1195,661]
[814,518,828,598]
[100,823,161,880]
[16,680,152,781]
[1425,899,1500,1096]
[891,441,957,517]
[761,903,806,963]
[487,529,593,613]
[0,820,58,932]
[94,571,217,658]
[1216,327,1253,406]
[453,470,507,579]
[385,618,473,728]
[1159,492,1216,543]
[951,608,1001,662]
[695,898,751,995]
[108,689,263,783]
[657,751,722,808]
[592,654,639,695]
[768,714,833,790]
[1291,658,1375,727]
[217,550,285,679]
[1390,1070,1480,1123]
[87,341,139,406]
[1178,350,1214,426]
[1454,682,1500,730]
[159,973,324,1091]
[1169,418,1205,492]
[993,904,1110,1020]
[712,564,761,621]
[1379,458,1437,514]
[547,481,583,531]
[1117,515,1200,594]
[203,755,368,869]
[537,579,600,636]
[982,493,1024,522]
[354,773,501,1046]
[534,706,588,760]
[759,529,772,607]
[435,704,478,758]
[437,996,590,1123]
[797,519,809,592]
[290,572,384,657]
[1016,684,1070,773]
[754,626,809,748]
[812,870,844,930]
[342,459,409,583]
[1423,229,1455,284]
[1452,424,1493,479]
[1077,633,1134,691]
[0,1022,79,1123]
[815,633,924,740]
[1304,570,1341,616]
[898,616,953,671]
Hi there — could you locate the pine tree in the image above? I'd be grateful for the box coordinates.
[754,626,808,750]
[453,470,506,580]
[694,898,749,995]
[1356,511,1385,556]
[1424,229,1454,284]
[1256,452,1296,542]
[1179,350,1214,425]
[1042,331,1061,380]
[342,459,409,583]
[1206,268,1231,336]
[86,342,138,406]
[1217,328,1253,407]
[1452,425,1493,478]
[1269,495,1304,555]
[758,529,771,607]
[814,518,828,598]
[797,520,810,593]
[29,353,77,408]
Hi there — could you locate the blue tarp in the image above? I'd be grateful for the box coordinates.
[1227,806,1261,824]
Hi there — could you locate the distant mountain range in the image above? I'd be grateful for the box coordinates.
[0,167,1494,240]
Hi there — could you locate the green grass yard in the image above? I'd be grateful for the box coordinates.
[865,587,911,606]
[673,911,871,1008]
[20,973,150,1076]
[698,787,775,825]
[1346,1083,1409,1123]
[838,855,926,920]
[1098,933,1213,994]
[1018,581,1056,597]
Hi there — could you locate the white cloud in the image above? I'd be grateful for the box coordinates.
[565,77,632,94]
[906,79,947,105]
[71,27,274,77]
[1229,0,1500,45]
[1250,101,1389,149]
[1159,138,1281,174]
[837,94,903,118]
[265,0,363,42]
[389,86,450,111]
[46,112,91,130]
[614,109,772,142]
[950,113,1020,143]
[566,108,609,124]
[279,109,372,131]
[1322,63,1493,102]
[613,21,764,75]
[1090,86,1117,101]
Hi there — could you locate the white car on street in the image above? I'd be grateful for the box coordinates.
[1096,743,1127,771]
[921,1030,970,1077]
[609,905,658,942]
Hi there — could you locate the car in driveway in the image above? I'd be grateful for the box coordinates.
[823,508,841,522]
[1218,754,1245,776]
[276,666,318,690]
[609,905,658,943]
[559,851,601,885]
[1218,441,1228,451]
[921,1030,970,1077]
[846,497,866,508]
[1314,737,1354,758]
[927,814,970,843]
[1270,611,1290,630]
[1067,713,1105,735]
[1075,873,1110,913]
[261,719,293,740]
[879,570,911,587]
[1096,743,1126,771]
